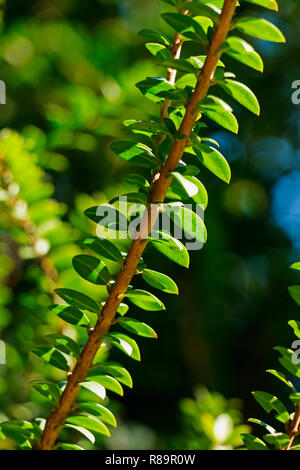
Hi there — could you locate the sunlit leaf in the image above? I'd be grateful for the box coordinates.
[244,0,278,11]
[65,415,110,437]
[138,28,171,46]
[125,289,165,311]
[150,231,190,268]
[30,381,61,403]
[55,288,100,313]
[223,36,263,72]
[45,334,81,357]
[87,374,123,396]
[73,254,110,285]
[193,143,231,183]
[104,332,141,361]
[118,317,157,338]
[142,268,178,294]
[49,304,90,327]
[64,424,95,444]
[82,237,123,263]
[78,402,117,427]
[199,95,238,134]
[252,391,290,423]
[88,362,133,388]
[248,418,276,435]
[57,443,85,450]
[241,433,268,450]
[79,381,106,400]
[161,12,212,44]
[235,17,285,43]
[31,346,69,371]
[110,141,160,168]
[266,369,295,391]
[219,79,260,115]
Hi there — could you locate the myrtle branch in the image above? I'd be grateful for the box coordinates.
[285,405,300,450]
[40,0,237,450]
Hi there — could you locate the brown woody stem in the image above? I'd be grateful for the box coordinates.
[40,0,237,450]
[285,405,300,450]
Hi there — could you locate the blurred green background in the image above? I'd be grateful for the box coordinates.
[0,0,300,450]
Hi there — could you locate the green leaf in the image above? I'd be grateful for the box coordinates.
[223,36,263,72]
[72,254,110,285]
[248,418,276,435]
[78,402,117,427]
[88,361,133,388]
[288,320,300,339]
[49,304,90,327]
[163,203,207,244]
[138,28,170,46]
[87,375,123,396]
[64,424,95,444]
[44,334,81,357]
[185,2,221,24]
[142,268,178,294]
[176,73,197,89]
[266,369,295,391]
[171,173,208,208]
[31,346,69,371]
[241,433,268,450]
[244,0,278,11]
[161,58,198,75]
[30,380,61,403]
[117,303,129,316]
[109,192,148,205]
[235,17,285,43]
[275,346,300,378]
[124,289,165,311]
[82,237,123,263]
[79,381,106,399]
[110,141,159,168]
[124,119,169,136]
[150,230,190,267]
[263,433,289,448]
[199,95,238,133]
[145,43,172,62]
[55,288,100,313]
[84,204,128,231]
[124,173,149,189]
[252,391,290,423]
[219,79,260,115]
[57,443,85,450]
[161,12,212,44]
[0,420,40,443]
[118,317,157,338]
[104,332,141,361]
[193,143,231,183]
[289,393,300,405]
[290,261,300,271]
[65,415,110,437]
[171,172,200,199]
[289,286,300,307]
[136,77,182,103]
[176,162,200,176]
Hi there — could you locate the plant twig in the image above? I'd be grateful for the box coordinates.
[285,405,300,450]
[40,0,237,450]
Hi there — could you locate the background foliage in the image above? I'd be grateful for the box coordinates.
[0,0,299,449]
